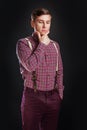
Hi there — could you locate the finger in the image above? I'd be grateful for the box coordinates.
[44,30,50,36]
[35,31,41,39]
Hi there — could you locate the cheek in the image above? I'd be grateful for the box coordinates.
[48,24,51,29]
[35,24,42,31]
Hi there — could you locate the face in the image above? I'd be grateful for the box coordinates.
[31,14,51,36]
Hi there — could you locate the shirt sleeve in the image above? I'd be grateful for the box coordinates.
[16,38,46,72]
[56,43,64,99]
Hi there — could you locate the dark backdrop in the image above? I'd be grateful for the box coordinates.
[0,0,87,130]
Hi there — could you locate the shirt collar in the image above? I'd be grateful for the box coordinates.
[32,32,53,45]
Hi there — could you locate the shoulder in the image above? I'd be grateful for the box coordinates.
[17,35,32,45]
[51,39,60,49]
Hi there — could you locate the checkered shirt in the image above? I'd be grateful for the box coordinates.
[16,34,64,97]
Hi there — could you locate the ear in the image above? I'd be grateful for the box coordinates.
[31,20,34,28]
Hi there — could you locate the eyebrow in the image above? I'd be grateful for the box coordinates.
[37,19,51,22]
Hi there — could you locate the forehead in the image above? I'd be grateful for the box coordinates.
[36,14,51,21]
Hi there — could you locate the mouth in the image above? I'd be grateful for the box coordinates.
[42,30,47,32]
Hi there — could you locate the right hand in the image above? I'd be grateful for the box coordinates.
[35,31,50,45]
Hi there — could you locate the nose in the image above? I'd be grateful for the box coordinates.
[43,22,46,28]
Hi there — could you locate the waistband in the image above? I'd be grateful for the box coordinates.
[24,87,58,96]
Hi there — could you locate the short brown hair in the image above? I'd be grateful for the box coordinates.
[31,8,52,21]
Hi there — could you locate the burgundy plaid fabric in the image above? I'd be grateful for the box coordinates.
[16,34,64,96]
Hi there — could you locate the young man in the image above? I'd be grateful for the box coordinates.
[16,8,64,130]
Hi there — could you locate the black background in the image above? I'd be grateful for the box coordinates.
[0,0,87,130]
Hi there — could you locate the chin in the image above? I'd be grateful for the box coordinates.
[40,33,46,36]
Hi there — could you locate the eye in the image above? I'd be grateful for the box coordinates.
[38,21,43,23]
[46,21,51,24]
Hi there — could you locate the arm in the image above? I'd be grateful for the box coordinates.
[57,43,64,99]
[16,38,46,72]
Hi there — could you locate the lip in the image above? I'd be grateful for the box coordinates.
[42,30,47,32]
